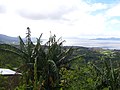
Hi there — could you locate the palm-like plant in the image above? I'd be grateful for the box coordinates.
[0,27,77,89]
[32,33,76,89]
[0,27,35,89]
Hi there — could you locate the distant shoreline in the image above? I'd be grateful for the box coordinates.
[91,37,120,40]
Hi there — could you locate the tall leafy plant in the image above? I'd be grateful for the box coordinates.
[0,27,77,89]
[32,33,77,89]
[0,27,35,89]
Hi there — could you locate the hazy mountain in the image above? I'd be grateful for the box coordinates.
[0,34,44,44]
[0,34,19,44]
[92,37,120,40]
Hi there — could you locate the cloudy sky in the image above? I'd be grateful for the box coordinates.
[0,0,120,38]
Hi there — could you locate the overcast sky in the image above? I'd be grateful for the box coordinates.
[0,0,120,38]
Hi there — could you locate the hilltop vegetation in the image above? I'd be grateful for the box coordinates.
[0,28,120,90]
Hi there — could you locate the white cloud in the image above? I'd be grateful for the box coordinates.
[109,19,120,24]
[89,3,108,12]
[0,0,120,39]
[106,3,120,17]
[0,5,6,13]
[16,0,80,20]
[62,3,106,36]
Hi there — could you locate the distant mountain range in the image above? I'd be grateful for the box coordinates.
[1,34,120,44]
[92,37,120,40]
[0,34,19,44]
[0,34,44,44]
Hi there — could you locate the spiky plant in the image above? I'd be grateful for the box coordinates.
[0,27,77,89]
[32,33,77,89]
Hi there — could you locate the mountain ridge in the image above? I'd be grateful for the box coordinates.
[0,34,19,44]
[0,34,42,44]
[91,37,120,40]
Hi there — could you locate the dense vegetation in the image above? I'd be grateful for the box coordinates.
[0,27,120,90]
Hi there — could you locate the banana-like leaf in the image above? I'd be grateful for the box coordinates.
[0,48,27,60]
[92,63,103,75]
[19,36,26,52]
[57,47,74,65]
[47,60,58,73]
[0,44,28,58]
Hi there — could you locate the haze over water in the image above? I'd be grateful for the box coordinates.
[64,39,120,50]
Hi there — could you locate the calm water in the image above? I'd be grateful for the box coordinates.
[64,39,120,50]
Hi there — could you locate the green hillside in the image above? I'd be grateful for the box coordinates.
[0,30,120,90]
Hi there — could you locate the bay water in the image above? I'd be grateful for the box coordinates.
[64,39,120,50]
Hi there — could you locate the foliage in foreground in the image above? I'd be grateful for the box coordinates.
[0,28,120,90]
[0,27,78,90]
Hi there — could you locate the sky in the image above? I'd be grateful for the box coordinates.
[0,0,120,39]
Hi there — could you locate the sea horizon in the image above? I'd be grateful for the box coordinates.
[63,38,120,50]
